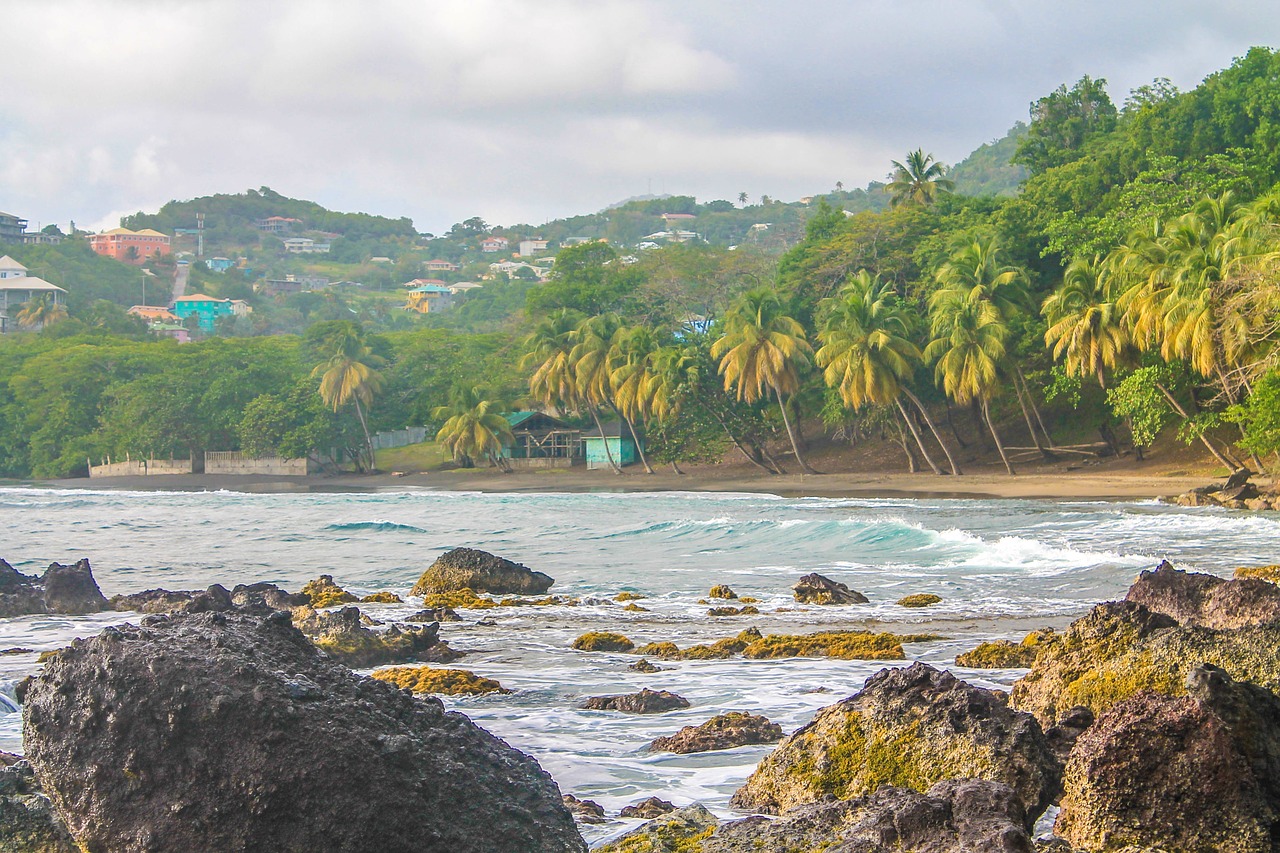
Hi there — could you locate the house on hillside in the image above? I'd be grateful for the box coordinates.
[0,212,26,244]
[500,412,582,468]
[128,305,180,323]
[206,257,235,272]
[257,275,328,296]
[282,237,330,254]
[254,216,302,233]
[517,239,549,257]
[480,236,509,253]
[87,228,172,264]
[661,213,696,226]
[173,293,251,332]
[447,281,483,295]
[424,259,459,272]
[581,421,642,470]
[403,283,453,313]
[0,255,67,333]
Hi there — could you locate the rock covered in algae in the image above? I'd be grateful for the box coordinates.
[0,759,77,852]
[1125,560,1280,629]
[412,547,553,596]
[1055,665,1280,852]
[705,606,758,617]
[1008,599,1280,727]
[619,797,677,819]
[580,688,690,714]
[706,585,737,600]
[1235,564,1280,584]
[955,631,1054,670]
[792,572,868,605]
[23,611,586,853]
[595,804,716,852]
[300,575,359,608]
[293,605,458,668]
[371,665,510,696]
[649,712,782,754]
[731,662,1057,824]
[897,593,942,608]
[741,630,906,660]
[360,591,403,604]
[633,629,761,661]
[614,591,646,602]
[571,631,634,652]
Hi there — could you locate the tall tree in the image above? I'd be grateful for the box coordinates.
[711,287,816,473]
[311,324,383,472]
[16,294,68,330]
[1043,255,1130,388]
[885,149,954,208]
[608,324,659,473]
[433,386,514,472]
[569,313,626,474]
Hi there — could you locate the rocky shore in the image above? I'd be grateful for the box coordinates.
[3,548,1280,851]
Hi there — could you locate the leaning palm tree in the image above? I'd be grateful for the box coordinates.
[925,298,1015,474]
[711,287,816,473]
[521,308,584,413]
[432,387,515,472]
[569,313,626,474]
[816,271,961,475]
[1043,255,1130,389]
[931,235,1031,321]
[608,324,660,473]
[16,294,68,329]
[885,149,954,208]
[311,326,384,472]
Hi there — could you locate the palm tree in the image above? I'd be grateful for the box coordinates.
[521,309,584,413]
[432,387,515,472]
[885,149,954,208]
[738,192,749,207]
[311,325,383,472]
[608,324,659,473]
[712,287,816,474]
[569,313,626,474]
[816,271,961,475]
[1043,256,1129,389]
[16,294,68,329]
[925,298,1015,474]
[931,236,1031,321]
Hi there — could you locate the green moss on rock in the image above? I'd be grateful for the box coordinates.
[371,665,510,696]
[614,591,646,602]
[956,636,1042,669]
[1235,565,1280,584]
[420,588,498,610]
[301,575,359,608]
[707,585,737,600]
[623,603,649,613]
[742,631,906,661]
[572,632,635,652]
[897,594,942,608]
[359,592,403,604]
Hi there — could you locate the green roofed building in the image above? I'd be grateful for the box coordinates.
[500,412,582,467]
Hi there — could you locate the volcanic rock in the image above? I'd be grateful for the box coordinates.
[412,548,553,596]
[23,611,585,853]
[628,659,662,673]
[229,581,310,612]
[0,760,77,852]
[1055,665,1280,851]
[580,688,690,714]
[597,804,716,851]
[619,797,676,819]
[0,559,108,618]
[649,712,783,754]
[732,662,1058,824]
[562,795,606,825]
[110,585,233,615]
[292,606,457,668]
[792,572,868,605]
[1125,561,1280,629]
[0,561,45,618]
[301,575,359,608]
[406,607,461,623]
[1042,706,1094,767]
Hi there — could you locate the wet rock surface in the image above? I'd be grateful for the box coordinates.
[1125,561,1280,629]
[732,662,1058,824]
[110,584,233,615]
[292,605,456,668]
[596,803,716,852]
[580,688,691,714]
[619,796,677,819]
[649,712,783,754]
[300,575,359,608]
[792,572,868,605]
[23,610,585,853]
[0,559,108,618]
[0,760,77,853]
[229,581,310,612]
[562,794,606,824]
[1056,665,1280,852]
[412,547,554,596]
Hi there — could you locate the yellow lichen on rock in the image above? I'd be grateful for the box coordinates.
[623,603,649,613]
[1235,565,1280,583]
[360,592,404,604]
[420,588,498,610]
[371,665,510,696]
[741,631,906,661]
[956,636,1041,669]
[301,575,359,608]
[614,591,646,602]
[707,585,738,600]
[897,594,942,608]
[572,632,635,652]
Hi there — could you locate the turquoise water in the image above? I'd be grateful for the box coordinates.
[2,486,1277,842]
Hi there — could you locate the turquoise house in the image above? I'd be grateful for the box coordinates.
[172,293,239,332]
[582,422,641,470]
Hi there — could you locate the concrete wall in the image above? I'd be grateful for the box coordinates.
[507,457,580,470]
[88,459,194,478]
[371,427,429,451]
[584,437,638,470]
[204,452,311,476]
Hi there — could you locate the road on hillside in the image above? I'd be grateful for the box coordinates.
[169,264,189,306]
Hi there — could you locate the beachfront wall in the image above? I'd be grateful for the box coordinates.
[371,427,429,451]
[88,458,195,478]
[583,436,638,470]
[204,452,312,476]
[507,457,580,470]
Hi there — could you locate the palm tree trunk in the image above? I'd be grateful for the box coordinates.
[894,397,942,474]
[775,387,817,474]
[1013,379,1052,460]
[902,388,962,475]
[621,413,655,474]
[894,410,919,473]
[671,461,684,475]
[587,407,623,474]
[1016,367,1054,447]
[353,398,376,473]
[1154,382,1242,470]
[696,399,781,474]
[944,400,968,448]
[971,400,992,450]
[983,399,1016,475]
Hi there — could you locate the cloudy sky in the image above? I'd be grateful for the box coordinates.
[3,1,1278,235]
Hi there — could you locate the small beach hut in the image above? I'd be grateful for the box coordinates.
[581,422,642,470]
[500,412,582,467]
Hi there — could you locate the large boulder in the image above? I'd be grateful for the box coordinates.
[580,688,690,714]
[110,585,233,615]
[1125,561,1280,629]
[23,611,585,853]
[0,561,45,618]
[731,662,1058,825]
[0,559,108,618]
[1055,665,1280,852]
[792,572,869,605]
[292,606,456,668]
[230,581,311,612]
[1009,600,1280,727]
[596,804,717,852]
[0,760,77,852]
[412,548,553,596]
[649,712,783,754]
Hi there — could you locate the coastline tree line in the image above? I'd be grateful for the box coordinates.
[2,47,1280,479]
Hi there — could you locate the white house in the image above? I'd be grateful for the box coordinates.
[0,255,67,333]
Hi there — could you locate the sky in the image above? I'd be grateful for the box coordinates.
[3,0,1278,235]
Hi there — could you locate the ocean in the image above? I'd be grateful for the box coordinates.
[2,486,1277,843]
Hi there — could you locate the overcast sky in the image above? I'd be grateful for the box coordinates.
[3,1,1278,235]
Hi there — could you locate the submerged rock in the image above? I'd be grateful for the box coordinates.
[732,662,1057,824]
[792,573,868,605]
[23,611,585,853]
[741,630,905,660]
[1125,561,1280,629]
[619,797,677,819]
[706,606,758,617]
[581,688,690,714]
[628,659,662,673]
[1056,666,1280,852]
[293,606,456,668]
[359,591,403,604]
[412,548,554,596]
[634,629,762,661]
[406,607,461,623]
[649,712,783,754]
[0,760,77,852]
[897,593,942,608]
[0,559,108,618]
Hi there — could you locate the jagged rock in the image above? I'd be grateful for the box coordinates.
[562,795,606,825]
[956,635,1046,669]
[110,585,233,615]
[732,662,1057,825]
[580,688,690,714]
[370,665,509,696]
[0,561,45,618]
[0,559,108,618]
[619,797,676,819]
[596,804,715,851]
[1125,561,1280,629]
[301,575,359,608]
[23,611,585,853]
[292,606,456,668]
[360,592,403,604]
[649,712,783,754]
[1056,665,1280,852]
[707,780,1032,853]
[229,582,310,612]
[1042,706,1094,767]
[411,548,553,596]
[707,585,737,600]
[1009,600,1280,727]
[792,573,868,605]
[406,607,461,623]
[1225,468,1253,490]
[571,632,634,652]
[628,659,661,673]
[0,760,77,852]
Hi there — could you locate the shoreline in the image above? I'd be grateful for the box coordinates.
[8,466,1217,502]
